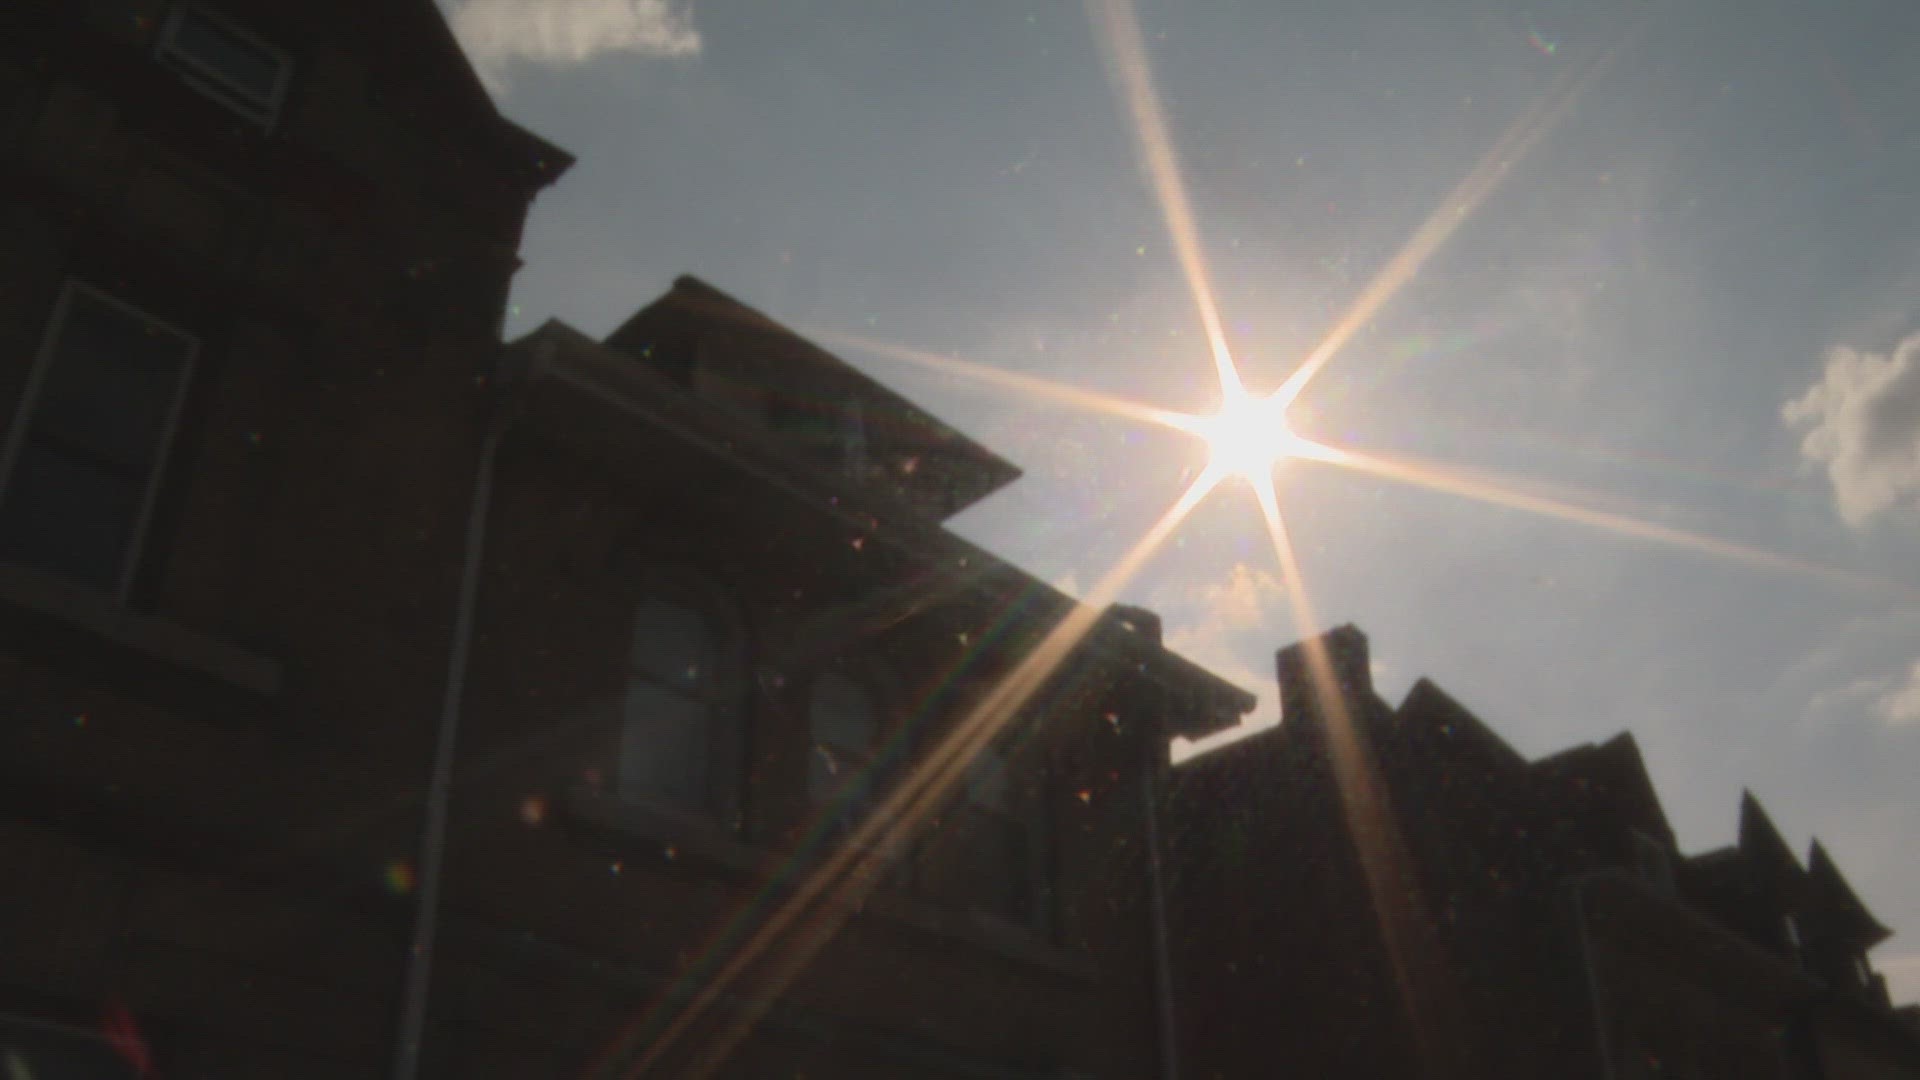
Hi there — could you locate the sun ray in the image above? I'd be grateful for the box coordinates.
[622,468,1226,1078]
[1303,444,1920,600]
[814,329,1199,433]
[603,10,1867,1076]
[1086,0,1240,400]
[1245,473,1464,1071]
[1271,43,1622,414]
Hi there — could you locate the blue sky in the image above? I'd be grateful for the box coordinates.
[441,0,1920,996]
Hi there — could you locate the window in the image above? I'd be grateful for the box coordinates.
[619,598,721,813]
[1852,954,1873,987]
[1782,913,1802,955]
[921,743,1051,931]
[809,669,889,836]
[154,4,293,131]
[0,282,196,597]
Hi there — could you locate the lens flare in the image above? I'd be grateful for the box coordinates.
[638,6,1911,1076]
[1173,389,1313,485]
[617,469,1225,1078]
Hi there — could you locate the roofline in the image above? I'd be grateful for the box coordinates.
[658,276,1023,486]
[502,322,1253,718]
[406,0,576,186]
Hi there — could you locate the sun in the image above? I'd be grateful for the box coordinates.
[1192,390,1309,484]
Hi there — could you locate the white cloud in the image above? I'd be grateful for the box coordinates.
[1162,623,1268,703]
[1198,562,1281,628]
[1877,660,1920,727]
[1805,676,1887,726]
[1783,331,1920,527]
[1163,621,1277,764]
[449,0,701,91]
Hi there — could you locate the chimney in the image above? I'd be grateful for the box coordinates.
[1108,604,1163,646]
[1276,624,1372,721]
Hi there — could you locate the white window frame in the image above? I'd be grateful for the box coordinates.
[611,569,749,828]
[154,4,294,133]
[0,280,198,601]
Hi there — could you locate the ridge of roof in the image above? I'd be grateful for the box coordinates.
[605,276,1023,475]
[1808,840,1893,946]
[506,318,1252,723]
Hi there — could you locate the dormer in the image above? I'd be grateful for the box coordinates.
[603,277,1022,520]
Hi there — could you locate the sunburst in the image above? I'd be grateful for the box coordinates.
[1174,387,1310,487]
[609,2,1911,1075]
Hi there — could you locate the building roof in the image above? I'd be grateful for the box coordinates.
[1396,677,1527,769]
[1808,840,1893,948]
[504,304,1253,733]
[1739,790,1803,876]
[338,0,575,186]
[1531,731,1675,844]
[604,277,1023,518]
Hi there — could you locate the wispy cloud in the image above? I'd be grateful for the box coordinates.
[1200,562,1282,627]
[1783,331,1920,527]
[448,0,701,92]
[1877,660,1920,728]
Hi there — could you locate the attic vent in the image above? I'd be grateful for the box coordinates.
[155,5,293,132]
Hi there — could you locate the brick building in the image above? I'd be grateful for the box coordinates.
[1165,625,1920,1080]
[425,278,1256,1077]
[0,1,1252,1076]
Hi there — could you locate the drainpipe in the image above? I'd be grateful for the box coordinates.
[1142,736,1181,1080]
[1569,874,1617,1080]
[391,364,524,1080]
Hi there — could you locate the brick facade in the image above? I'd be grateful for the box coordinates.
[0,3,1252,1076]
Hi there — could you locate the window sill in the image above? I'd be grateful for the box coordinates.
[862,889,1096,985]
[559,792,1096,985]
[0,563,282,697]
[560,790,760,878]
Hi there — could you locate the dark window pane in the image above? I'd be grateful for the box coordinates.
[170,11,285,98]
[966,746,1009,809]
[809,671,880,805]
[31,295,190,472]
[0,444,145,591]
[619,685,709,809]
[810,672,877,751]
[629,599,713,689]
[930,807,1033,926]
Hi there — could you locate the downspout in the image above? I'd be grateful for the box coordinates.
[1569,874,1617,1080]
[1142,736,1181,1080]
[391,364,523,1080]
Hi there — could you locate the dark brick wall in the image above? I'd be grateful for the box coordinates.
[0,4,552,1074]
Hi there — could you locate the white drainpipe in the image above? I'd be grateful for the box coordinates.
[391,392,517,1080]
[1142,742,1181,1080]
[1570,874,1618,1080]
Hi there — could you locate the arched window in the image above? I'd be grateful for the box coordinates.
[809,669,889,836]
[618,591,740,817]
